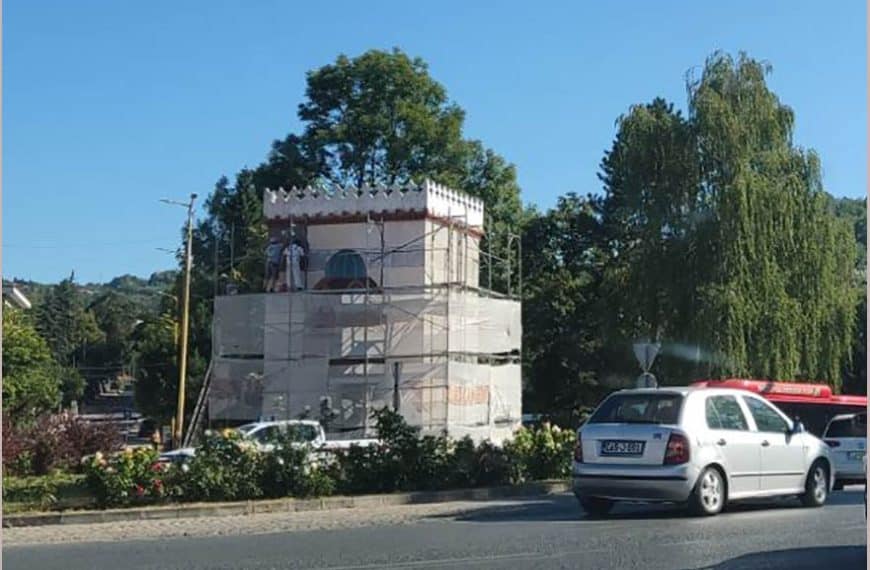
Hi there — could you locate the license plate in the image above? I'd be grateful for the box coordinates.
[601,440,645,456]
[848,451,865,461]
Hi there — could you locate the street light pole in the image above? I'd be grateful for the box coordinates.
[161,194,197,448]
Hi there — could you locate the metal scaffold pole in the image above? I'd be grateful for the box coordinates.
[445,209,451,433]
[463,211,469,291]
[287,215,294,421]
[487,225,493,292]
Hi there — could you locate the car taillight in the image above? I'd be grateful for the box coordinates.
[825,439,841,448]
[663,432,690,465]
[574,433,583,463]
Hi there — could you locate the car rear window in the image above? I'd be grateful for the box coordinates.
[825,414,868,438]
[286,424,319,442]
[588,393,683,425]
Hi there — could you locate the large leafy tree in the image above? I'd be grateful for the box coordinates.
[689,53,855,384]
[598,52,857,388]
[521,194,607,415]
[3,309,63,419]
[599,98,700,352]
[833,197,866,394]
[298,49,466,188]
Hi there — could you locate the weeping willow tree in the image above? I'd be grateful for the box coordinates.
[601,52,857,389]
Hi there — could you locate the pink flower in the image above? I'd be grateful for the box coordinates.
[134,484,145,498]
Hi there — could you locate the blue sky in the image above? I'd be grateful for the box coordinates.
[4,0,866,283]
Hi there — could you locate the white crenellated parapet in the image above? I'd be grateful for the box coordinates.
[263,179,485,229]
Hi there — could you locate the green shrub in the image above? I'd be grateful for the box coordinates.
[450,437,511,488]
[83,447,168,507]
[333,409,560,495]
[503,424,576,484]
[174,429,264,502]
[331,444,387,494]
[260,433,335,499]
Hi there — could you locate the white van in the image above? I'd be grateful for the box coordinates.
[822,412,867,490]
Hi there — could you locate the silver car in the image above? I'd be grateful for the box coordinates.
[572,387,833,516]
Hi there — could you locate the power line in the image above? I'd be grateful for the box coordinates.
[3,238,173,249]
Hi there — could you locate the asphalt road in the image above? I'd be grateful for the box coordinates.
[5,488,866,570]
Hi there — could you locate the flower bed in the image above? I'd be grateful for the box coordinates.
[72,410,578,509]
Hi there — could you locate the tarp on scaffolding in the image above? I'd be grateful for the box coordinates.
[209,288,521,443]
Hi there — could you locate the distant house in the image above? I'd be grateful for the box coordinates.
[2,283,32,310]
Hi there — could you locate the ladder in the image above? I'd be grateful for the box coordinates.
[182,360,213,447]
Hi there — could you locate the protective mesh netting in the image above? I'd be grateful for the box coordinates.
[209,288,521,443]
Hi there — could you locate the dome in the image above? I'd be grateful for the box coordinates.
[325,249,367,280]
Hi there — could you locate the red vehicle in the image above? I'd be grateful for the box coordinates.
[690,379,866,437]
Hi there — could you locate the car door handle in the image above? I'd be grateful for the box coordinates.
[761,440,770,447]
[716,439,727,446]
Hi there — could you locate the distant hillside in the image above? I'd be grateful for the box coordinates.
[10,270,179,312]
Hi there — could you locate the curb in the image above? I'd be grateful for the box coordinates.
[3,480,571,528]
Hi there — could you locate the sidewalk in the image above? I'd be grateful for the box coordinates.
[3,482,570,547]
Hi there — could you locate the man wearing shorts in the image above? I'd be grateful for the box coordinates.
[264,236,283,292]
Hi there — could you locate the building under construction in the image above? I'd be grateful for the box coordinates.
[198,180,522,444]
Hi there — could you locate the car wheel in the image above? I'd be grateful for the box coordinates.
[800,461,828,508]
[690,466,725,516]
[578,497,614,517]
[833,480,844,491]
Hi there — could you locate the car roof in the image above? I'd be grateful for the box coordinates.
[244,420,321,429]
[614,387,691,396]
[613,386,756,397]
[828,413,867,423]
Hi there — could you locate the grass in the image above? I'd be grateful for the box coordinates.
[3,472,93,513]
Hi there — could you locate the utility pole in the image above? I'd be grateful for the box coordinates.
[161,194,198,448]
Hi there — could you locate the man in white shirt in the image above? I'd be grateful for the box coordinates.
[285,239,305,291]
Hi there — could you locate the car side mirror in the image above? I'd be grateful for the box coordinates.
[789,421,804,435]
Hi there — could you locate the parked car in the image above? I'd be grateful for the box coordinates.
[158,420,378,463]
[572,386,834,517]
[821,412,867,490]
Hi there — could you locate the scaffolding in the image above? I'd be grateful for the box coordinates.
[190,190,523,445]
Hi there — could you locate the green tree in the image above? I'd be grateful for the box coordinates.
[521,195,608,414]
[81,291,143,392]
[597,52,857,388]
[2,309,63,419]
[832,197,866,394]
[131,298,206,423]
[34,274,102,404]
[598,98,700,351]
[298,49,466,188]
[689,53,855,385]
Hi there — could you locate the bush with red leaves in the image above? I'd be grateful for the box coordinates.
[2,413,123,476]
